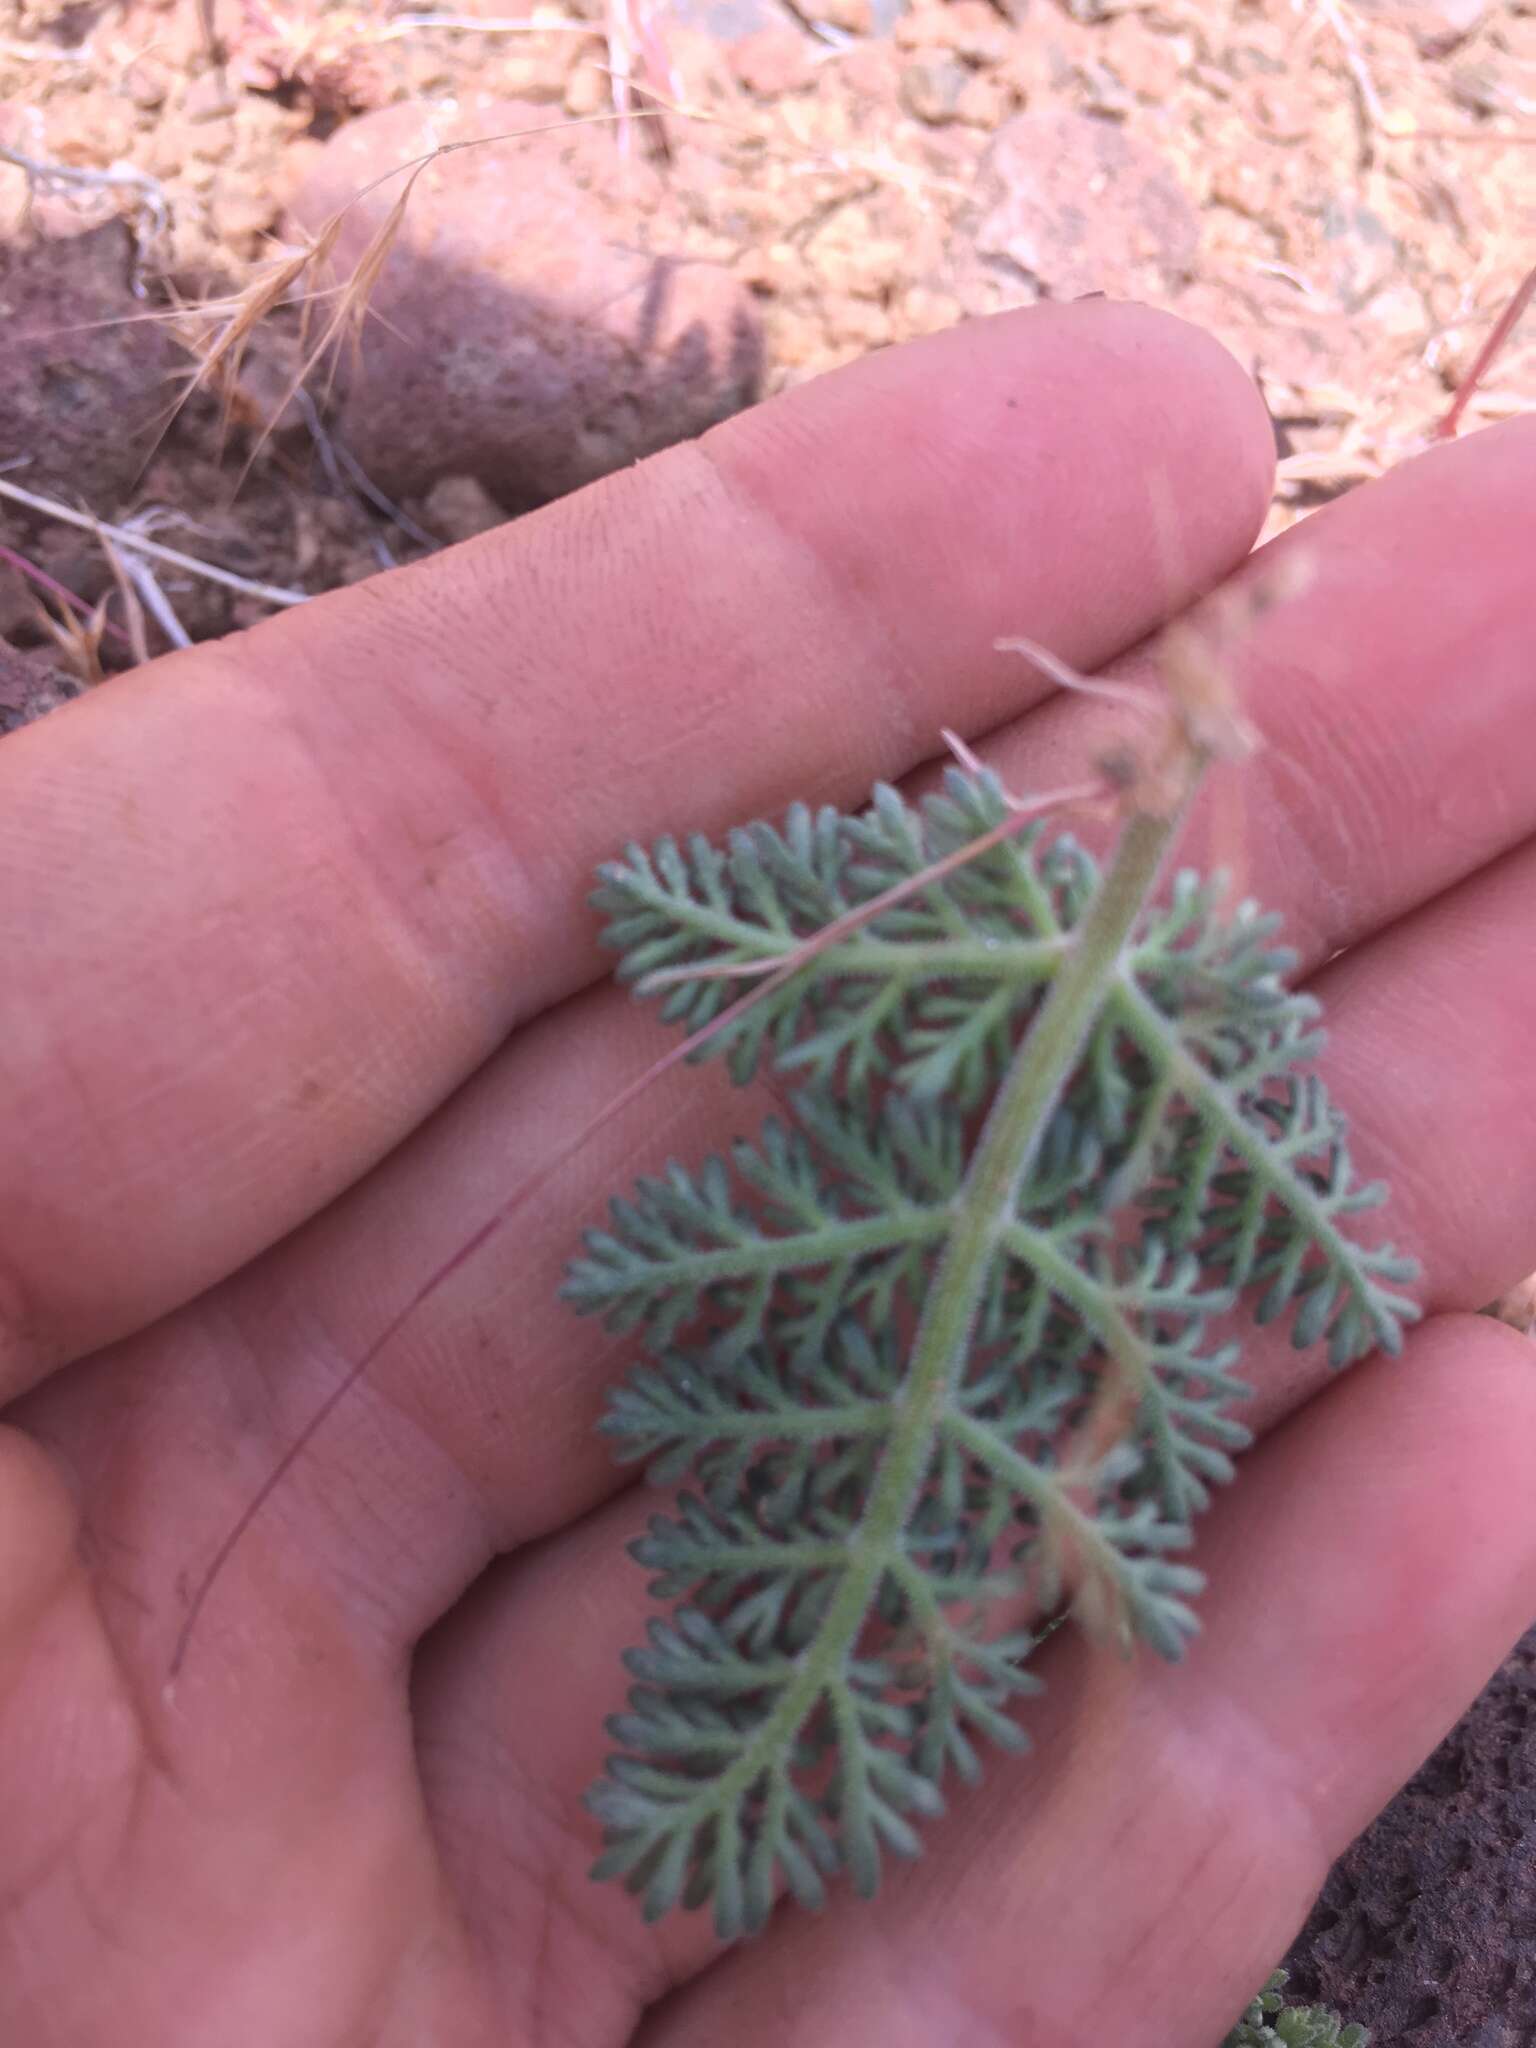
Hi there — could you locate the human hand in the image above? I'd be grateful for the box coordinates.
[2,303,1534,2046]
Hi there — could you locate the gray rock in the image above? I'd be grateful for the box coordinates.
[961,109,1199,304]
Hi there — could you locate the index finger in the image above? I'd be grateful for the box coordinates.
[0,303,1273,1395]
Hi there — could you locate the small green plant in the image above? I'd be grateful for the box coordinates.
[564,654,1418,1939]
[1226,1970,1369,2046]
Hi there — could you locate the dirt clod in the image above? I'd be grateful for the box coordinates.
[1284,1622,1536,2038]
[418,474,508,547]
[286,99,765,513]
[0,634,84,735]
[0,222,184,506]
[899,55,971,122]
[730,26,816,97]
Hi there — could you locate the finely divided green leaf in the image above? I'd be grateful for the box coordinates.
[571,769,1419,1935]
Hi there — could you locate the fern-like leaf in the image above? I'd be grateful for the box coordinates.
[592,772,1415,1366]
[570,769,1419,1935]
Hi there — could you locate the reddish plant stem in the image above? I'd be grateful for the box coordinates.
[1434,261,1536,441]
[0,542,133,647]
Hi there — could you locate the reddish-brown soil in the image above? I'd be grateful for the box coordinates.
[0,0,1530,660]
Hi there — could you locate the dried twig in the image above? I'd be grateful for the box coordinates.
[291,387,438,553]
[169,218,346,436]
[600,0,682,158]
[1391,126,1536,145]
[119,547,193,651]
[0,141,168,246]
[607,0,636,154]
[112,511,207,647]
[371,11,593,39]
[1275,449,1383,485]
[0,478,307,608]
[1312,0,1388,163]
[0,36,92,63]
[94,526,152,666]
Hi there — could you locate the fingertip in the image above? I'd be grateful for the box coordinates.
[1385,1309,1536,1536]
[704,298,1277,681]
[1036,298,1279,601]
[1092,299,1278,547]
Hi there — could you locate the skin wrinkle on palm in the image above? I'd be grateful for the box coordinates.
[0,305,1531,2047]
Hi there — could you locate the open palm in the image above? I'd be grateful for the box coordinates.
[3,303,1534,2047]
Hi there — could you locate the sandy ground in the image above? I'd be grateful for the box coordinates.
[0,0,1531,666]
